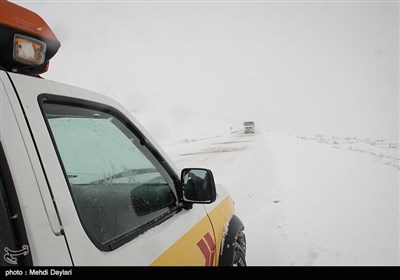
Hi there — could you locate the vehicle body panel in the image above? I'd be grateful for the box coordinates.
[1,71,236,265]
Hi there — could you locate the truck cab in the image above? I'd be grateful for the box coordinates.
[0,0,246,266]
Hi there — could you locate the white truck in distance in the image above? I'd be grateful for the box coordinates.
[0,0,246,266]
[243,121,255,134]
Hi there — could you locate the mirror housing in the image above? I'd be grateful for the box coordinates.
[131,184,175,216]
[181,168,216,204]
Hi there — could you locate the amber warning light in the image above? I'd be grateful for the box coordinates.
[0,0,60,75]
[13,34,46,65]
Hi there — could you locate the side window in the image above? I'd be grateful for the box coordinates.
[41,101,177,250]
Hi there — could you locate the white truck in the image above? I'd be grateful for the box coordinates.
[0,0,246,266]
[243,121,255,134]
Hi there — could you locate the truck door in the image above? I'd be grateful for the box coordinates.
[7,72,216,265]
[0,73,72,265]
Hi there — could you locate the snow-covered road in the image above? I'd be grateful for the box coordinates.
[163,130,399,266]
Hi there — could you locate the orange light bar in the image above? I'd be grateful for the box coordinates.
[0,0,60,75]
[0,0,58,42]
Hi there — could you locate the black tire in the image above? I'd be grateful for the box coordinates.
[233,230,247,266]
[218,216,247,266]
[233,242,247,266]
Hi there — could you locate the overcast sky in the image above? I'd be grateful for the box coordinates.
[15,0,399,142]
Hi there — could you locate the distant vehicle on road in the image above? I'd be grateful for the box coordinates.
[243,121,255,134]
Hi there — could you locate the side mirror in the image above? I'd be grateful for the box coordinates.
[131,183,175,216]
[181,168,216,204]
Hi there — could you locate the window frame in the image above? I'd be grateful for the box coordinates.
[38,94,183,251]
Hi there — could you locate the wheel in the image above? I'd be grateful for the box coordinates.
[233,242,247,266]
[233,231,247,266]
[218,216,247,266]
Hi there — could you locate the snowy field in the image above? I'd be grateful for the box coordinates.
[16,0,398,267]
[162,129,399,266]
